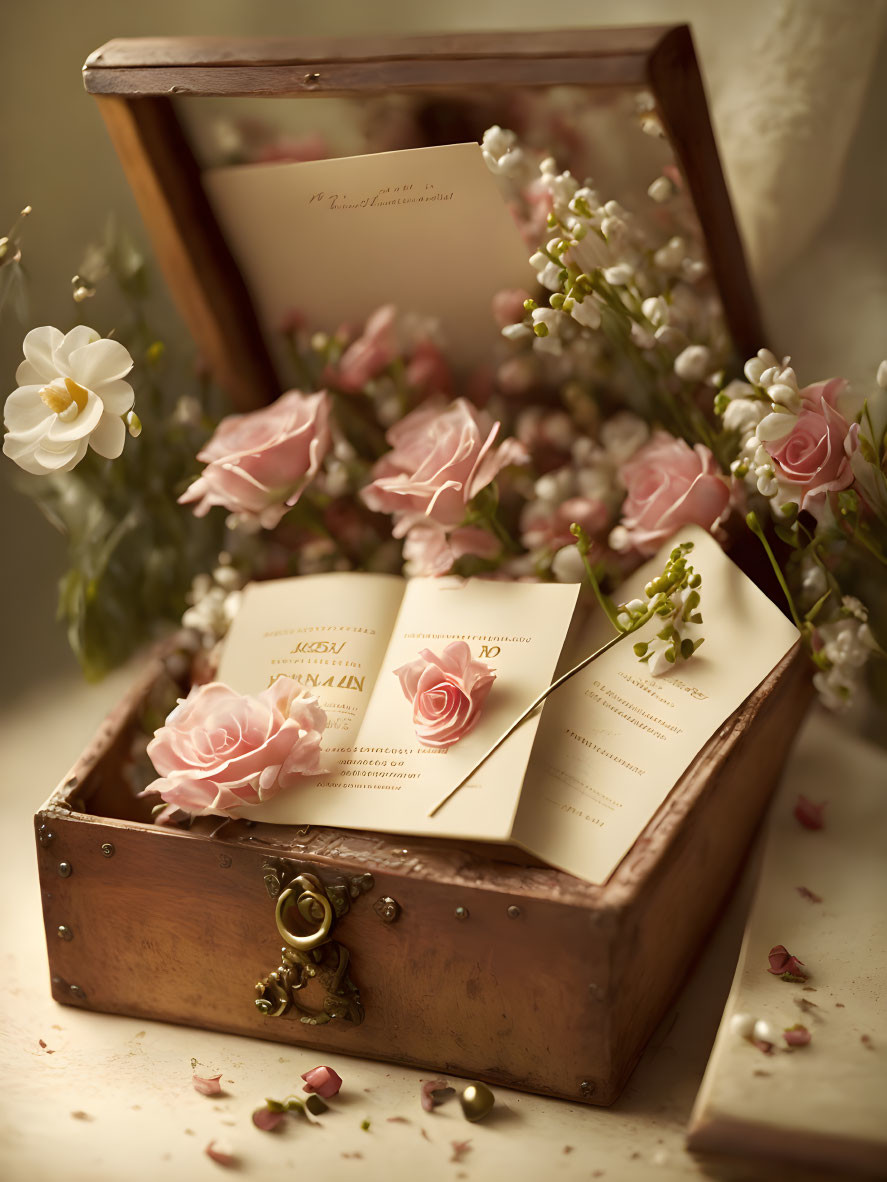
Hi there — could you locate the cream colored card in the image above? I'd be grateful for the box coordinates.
[215,532,798,882]
[217,573,580,839]
[511,527,800,882]
[203,143,533,368]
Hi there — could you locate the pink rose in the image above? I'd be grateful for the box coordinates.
[334,305,398,393]
[179,390,330,528]
[612,432,731,557]
[405,339,452,399]
[402,523,500,577]
[144,677,327,816]
[361,398,527,534]
[394,641,496,748]
[765,378,858,511]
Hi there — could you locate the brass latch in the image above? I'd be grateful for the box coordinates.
[254,858,373,1027]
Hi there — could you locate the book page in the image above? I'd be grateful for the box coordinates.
[511,527,801,883]
[216,572,405,752]
[204,143,533,369]
[232,576,579,839]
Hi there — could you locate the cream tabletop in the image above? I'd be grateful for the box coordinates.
[1,666,883,1182]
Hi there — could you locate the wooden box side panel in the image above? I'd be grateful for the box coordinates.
[35,810,612,1103]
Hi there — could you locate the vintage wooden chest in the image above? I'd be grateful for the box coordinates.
[36,27,811,1106]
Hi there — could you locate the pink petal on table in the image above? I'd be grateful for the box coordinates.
[301,1065,342,1098]
[767,945,807,977]
[794,795,826,830]
[420,1078,449,1112]
[193,1073,223,1095]
[450,1139,473,1163]
[783,1025,812,1046]
[252,1107,286,1131]
[205,1139,237,1166]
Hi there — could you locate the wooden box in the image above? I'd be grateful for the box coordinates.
[36,27,810,1106]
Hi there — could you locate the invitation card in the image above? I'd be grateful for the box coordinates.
[217,528,799,884]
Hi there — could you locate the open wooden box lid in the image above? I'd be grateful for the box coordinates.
[82,26,763,413]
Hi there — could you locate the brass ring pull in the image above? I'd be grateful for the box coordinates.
[275,878,333,951]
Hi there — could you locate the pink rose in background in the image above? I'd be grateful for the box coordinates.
[394,641,496,748]
[402,522,500,577]
[361,397,528,534]
[143,677,327,816]
[334,305,398,393]
[405,339,452,399]
[611,431,731,557]
[765,378,857,511]
[179,390,330,528]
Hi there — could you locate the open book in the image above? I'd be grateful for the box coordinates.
[217,528,799,884]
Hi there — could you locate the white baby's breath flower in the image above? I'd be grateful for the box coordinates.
[647,176,673,203]
[550,544,587,583]
[653,236,685,271]
[603,263,634,287]
[568,295,602,331]
[723,396,767,440]
[674,344,712,382]
[3,325,135,475]
[877,360,887,389]
[600,411,649,465]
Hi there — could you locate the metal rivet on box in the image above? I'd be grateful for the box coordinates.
[101,843,115,858]
[374,896,400,924]
[57,925,74,941]
[69,984,86,1000]
[58,862,72,878]
[218,854,232,869]
[304,72,321,85]
[579,1079,596,1097]
[454,906,469,921]
[506,905,521,919]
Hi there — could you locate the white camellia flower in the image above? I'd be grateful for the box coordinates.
[3,325,135,475]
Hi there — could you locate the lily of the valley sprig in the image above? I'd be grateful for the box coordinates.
[427,530,703,817]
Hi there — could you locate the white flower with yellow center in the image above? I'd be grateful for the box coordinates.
[3,325,135,475]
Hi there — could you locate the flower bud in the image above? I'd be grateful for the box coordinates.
[877,360,887,390]
[125,410,142,437]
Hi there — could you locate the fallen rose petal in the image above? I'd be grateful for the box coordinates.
[387,1116,410,1124]
[783,1025,812,1047]
[252,1107,285,1131]
[420,1078,450,1112]
[450,1139,473,1163]
[753,1040,774,1054]
[193,1073,223,1096]
[796,886,823,903]
[794,795,826,830]
[205,1139,237,1167]
[767,945,807,978]
[301,1065,342,1098]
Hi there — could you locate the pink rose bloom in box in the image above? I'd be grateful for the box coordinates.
[333,304,399,393]
[362,397,527,534]
[179,389,330,529]
[611,431,731,557]
[764,378,858,512]
[394,641,496,748]
[144,677,327,816]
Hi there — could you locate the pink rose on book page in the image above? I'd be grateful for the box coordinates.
[610,431,731,558]
[394,641,496,748]
[361,397,527,534]
[179,389,330,529]
[143,677,327,816]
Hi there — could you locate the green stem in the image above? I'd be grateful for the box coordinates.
[746,511,803,631]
